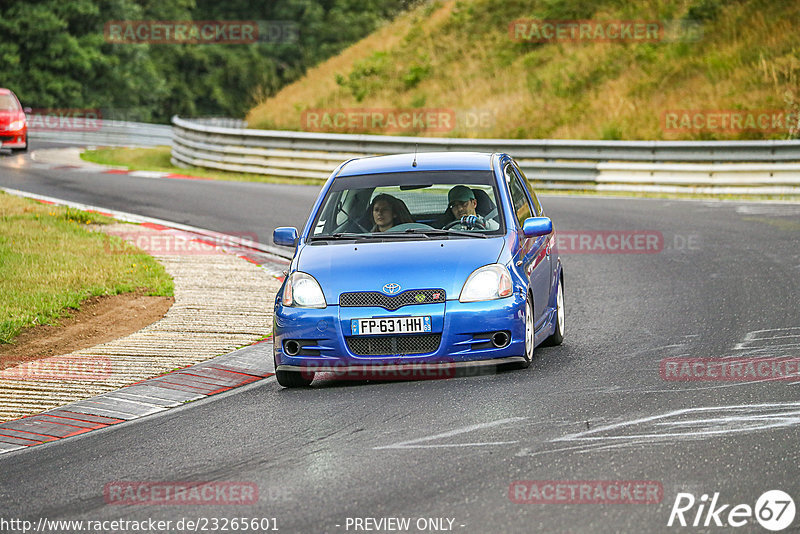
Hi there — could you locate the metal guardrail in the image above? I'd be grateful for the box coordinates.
[28,119,173,147]
[180,116,797,194]
[180,117,248,129]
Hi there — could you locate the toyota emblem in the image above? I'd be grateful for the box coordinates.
[382,283,401,295]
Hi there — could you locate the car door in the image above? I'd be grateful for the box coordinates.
[513,162,556,290]
[504,163,550,326]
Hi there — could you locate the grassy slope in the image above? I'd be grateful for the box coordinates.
[247,0,800,140]
[0,193,173,344]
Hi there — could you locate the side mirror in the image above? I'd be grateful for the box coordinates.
[522,217,552,237]
[273,227,298,247]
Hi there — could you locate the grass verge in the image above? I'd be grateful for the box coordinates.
[80,146,324,185]
[0,192,174,344]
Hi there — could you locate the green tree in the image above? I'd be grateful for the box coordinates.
[0,0,412,121]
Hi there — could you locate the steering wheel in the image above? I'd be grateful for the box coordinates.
[352,218,371,233]
[443,216,487,230]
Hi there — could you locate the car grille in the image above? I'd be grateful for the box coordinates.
[0,135,13,142]
[339,289,445,311]
[346,334,442,356]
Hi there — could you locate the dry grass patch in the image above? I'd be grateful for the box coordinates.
[246,0,800,140]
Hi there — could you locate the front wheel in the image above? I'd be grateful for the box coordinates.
[508,297,534,370]
[543,277,564,346]
[276,369,314,387]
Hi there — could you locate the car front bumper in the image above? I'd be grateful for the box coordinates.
[273,292,527,371]
[0,129,27,148]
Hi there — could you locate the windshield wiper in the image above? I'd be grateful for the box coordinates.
[402,229,488,239]
[308,232,378,242]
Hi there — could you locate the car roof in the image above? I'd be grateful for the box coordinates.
[0,89,12,95]
[337,151,496,177]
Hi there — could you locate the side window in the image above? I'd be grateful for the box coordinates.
[530,191,543,216]
[504,164,532,227]
[513,165,542,215]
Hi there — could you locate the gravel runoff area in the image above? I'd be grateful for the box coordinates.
[0,223,282,423]
[30,147,116,169]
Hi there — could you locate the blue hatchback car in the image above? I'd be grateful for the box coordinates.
[272,152,564,387]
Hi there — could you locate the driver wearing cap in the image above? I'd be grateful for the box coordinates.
[448,185,499,230]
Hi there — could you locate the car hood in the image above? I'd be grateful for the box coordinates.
[296,237,506,303]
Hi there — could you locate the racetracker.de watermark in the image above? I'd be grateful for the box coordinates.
[554,231,701,254]
[0,517,279,533]
[660,358,800,382]
[556,230,662,254]
[509,480,663,504]
[303,108,452,133]
[104,230,259,256]
[662,110,800,134]
[26,109,102,132]
[0,355,112,381]
[104,481,258,505]
[104,20,298,44]
[299,361,458,381]
[509,20,702,43]
[301,108,495,134]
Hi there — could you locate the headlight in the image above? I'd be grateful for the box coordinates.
[282,271,326,308]
[459,264,513,302]
[8,120,25,131]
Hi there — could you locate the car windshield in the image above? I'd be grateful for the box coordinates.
[308,170,504,240]
[0,94,20,112]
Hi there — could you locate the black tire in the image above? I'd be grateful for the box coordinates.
[543,276,564,347]
[508,296,534,370]
[276,369,313,387]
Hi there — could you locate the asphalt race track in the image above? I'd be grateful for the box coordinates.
[0,142,320,244]
[1,142,800,533]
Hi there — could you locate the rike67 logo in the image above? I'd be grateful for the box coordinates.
[668,490,796,531]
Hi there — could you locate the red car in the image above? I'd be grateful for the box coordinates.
[0,88,28,153]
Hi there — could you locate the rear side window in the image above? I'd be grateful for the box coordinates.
[504,164,532,227]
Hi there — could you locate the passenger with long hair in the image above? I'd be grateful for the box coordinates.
[369,194,413,232]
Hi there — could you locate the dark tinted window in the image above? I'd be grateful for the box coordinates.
[513,165,542,215]
[504,164,532,227]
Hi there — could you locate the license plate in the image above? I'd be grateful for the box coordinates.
[351,316,431,335]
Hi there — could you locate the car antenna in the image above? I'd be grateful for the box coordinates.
[412,144,418,167]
